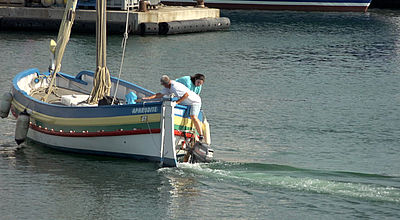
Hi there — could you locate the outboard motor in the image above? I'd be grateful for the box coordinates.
[15,110,30,145]
[190,141,214,163]
[0,92,13,118]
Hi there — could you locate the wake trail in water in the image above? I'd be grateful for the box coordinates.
[161,161,400,203]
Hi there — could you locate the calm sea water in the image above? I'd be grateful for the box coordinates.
[1,9,400,219]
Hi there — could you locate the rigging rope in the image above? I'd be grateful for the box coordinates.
[112,5,131,105]
[43,0,78,102]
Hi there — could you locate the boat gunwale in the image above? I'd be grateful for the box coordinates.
[12,69,191,119]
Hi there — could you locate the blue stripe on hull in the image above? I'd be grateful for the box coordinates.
[12,89,163,118]
[28,138,177,167]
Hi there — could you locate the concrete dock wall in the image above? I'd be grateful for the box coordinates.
[0,6,220,34]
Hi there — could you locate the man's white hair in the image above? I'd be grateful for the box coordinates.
[160,75,170,85]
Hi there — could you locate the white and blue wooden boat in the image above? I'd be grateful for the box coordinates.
[1,0,212,167]
[162,0,372,12]
[8,69,211,166]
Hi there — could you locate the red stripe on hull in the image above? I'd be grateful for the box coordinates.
[174,130,195,138]
[30,124,196,138]
[162,2,369,12]
[30,124,161,137]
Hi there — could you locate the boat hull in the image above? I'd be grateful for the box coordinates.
[27,128,178,166]
[161,0,372,12]
[11,68,209,167]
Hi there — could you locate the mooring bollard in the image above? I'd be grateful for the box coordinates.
[139,0,149,12]
[196,0,205,8]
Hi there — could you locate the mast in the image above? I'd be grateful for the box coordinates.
[89,0,111,104]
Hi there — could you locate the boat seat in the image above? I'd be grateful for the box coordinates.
[61,94,97,107]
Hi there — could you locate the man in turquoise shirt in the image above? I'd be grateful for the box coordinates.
[175,74,205,95]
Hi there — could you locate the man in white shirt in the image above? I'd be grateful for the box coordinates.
[138,75,204,140]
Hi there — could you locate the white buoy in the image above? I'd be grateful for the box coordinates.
[0,92,13,118]
[15,111,30,145]
[203,116,211,145]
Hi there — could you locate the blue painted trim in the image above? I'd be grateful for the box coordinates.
[12,69,163,118]
[12,68,40,89]
[12,69,88,88]
[13,89,163,118]
[12,69,203,121]
[57,71,89,86]
[76,70,155,96]
[173,106,204,121]
[28,138,177,167]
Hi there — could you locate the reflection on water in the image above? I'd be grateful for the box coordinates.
[1,9,400,219]
[0,142,174,219]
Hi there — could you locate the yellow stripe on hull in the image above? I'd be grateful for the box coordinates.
[12,99,161,126]
[173,115,206,131]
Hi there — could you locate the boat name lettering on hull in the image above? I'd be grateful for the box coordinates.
[131,106,158,114]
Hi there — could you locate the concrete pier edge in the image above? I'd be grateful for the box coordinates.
[0,5,221,34]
